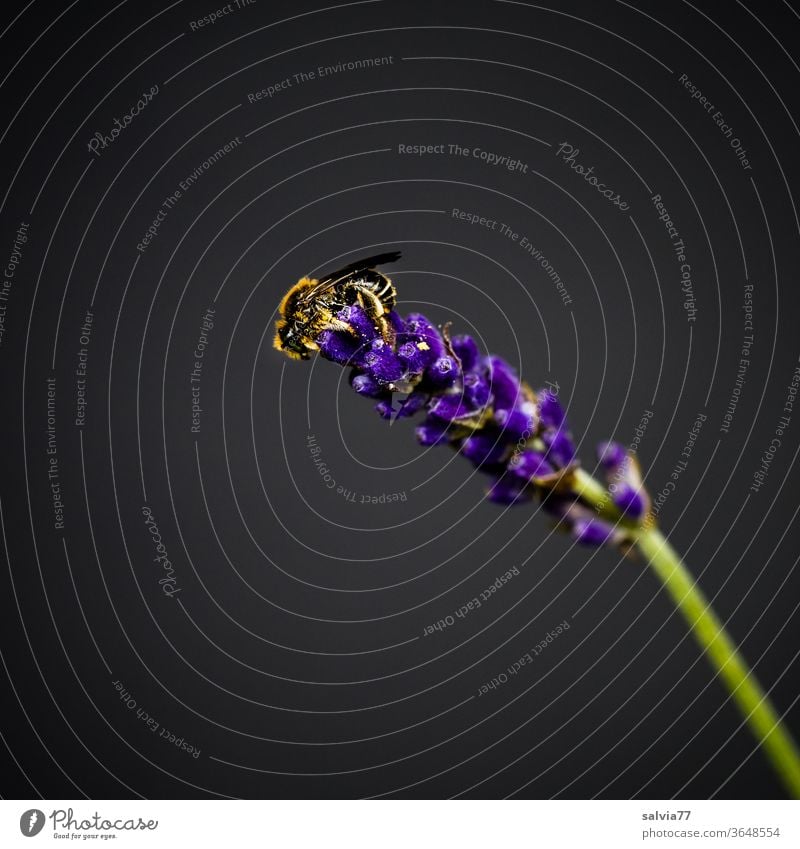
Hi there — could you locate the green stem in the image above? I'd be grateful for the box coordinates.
[572,469,800,798]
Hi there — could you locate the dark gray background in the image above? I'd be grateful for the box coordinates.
[0,0,799,799]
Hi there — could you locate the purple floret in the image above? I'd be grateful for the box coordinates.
[460,431,509,468]
[495,402,538,441]
[416,417,451,446]
[508,449,554,481]
[541,496,620,547]
[542,429,576,468]
[401,313,447,360]
[538,389,565,429]
[463,370,491,410]
[374,399,395,419]
[397,341,429,374]
[427,356,459,388]
[350,372,386,399]
[572,517,618,547]
[395,389,429,418]
[318,329,364,366]
[387,310,406,335]
[337,304,376,342]
[487,356,523,412]
[452,334,480,371]
[487,474,532,505]
[597,440,627,471]
[613,484,646,519]
[428,393,476,423]
[363,339,405,385]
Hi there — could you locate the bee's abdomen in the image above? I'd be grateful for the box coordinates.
[369,276,396,310]
[346,273,396,311]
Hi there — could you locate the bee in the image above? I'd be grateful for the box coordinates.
[274,251,401,359]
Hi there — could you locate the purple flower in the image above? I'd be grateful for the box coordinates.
[541,496,624,548]
[428,392,483,424]
[463,370,491,409]
[495,402,538,441]
[363,339,405,386]
[572,516,618,547]
[461,431,509,468]
[613,484,647,519]
[595,442,650,522]
[416,417,451,446]
[539,389,566,429]
[395,389,429,418]
[350,372,386,399]
[427,356,460,388]
[487,474,533,505]
[318,328,364,366]
[397,341,429,374]
[287,294,651,550]
[488,356,524,412]
[452,334,480,371]
[597,440,627,471]
[400,313,447,361]
[374,398,395,419]
[542,429,576,467]
[337,304,376,342]
[508,449,554,482]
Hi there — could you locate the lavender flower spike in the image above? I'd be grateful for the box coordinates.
[276,255,800,797]
[307,299,650,549]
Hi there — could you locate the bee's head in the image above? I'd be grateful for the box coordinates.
[274,320,311,360]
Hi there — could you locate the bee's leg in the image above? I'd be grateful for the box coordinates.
[315,304,358,336]
[328,318,355,333]
[356,289,395,347]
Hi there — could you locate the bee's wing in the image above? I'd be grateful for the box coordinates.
[318,252,402,284]
[296,251,402,305]
[292,277,340,306]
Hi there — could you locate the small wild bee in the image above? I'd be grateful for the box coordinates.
[273,251,401,360]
